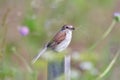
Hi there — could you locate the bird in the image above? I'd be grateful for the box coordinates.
[32,25,75,64]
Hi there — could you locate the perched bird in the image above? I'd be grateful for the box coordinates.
[32,25,75,63]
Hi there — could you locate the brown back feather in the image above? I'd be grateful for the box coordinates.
[47,31,66,49]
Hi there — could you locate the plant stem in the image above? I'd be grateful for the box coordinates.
[0,8,10,53]
[96,49,120,80]
[89,20,116,51]
[12,47,33,73]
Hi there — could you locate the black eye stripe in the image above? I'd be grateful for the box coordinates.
[66,26,68,28]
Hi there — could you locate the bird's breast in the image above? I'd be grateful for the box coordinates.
[55,30,72,52]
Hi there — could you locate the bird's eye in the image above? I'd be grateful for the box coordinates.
[66,26,68,28]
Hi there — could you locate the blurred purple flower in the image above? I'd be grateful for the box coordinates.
[114,12,120,17]
[18,26,29,36]
[113,12,120,22]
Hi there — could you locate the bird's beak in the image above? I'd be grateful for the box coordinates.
[71,27,75,30]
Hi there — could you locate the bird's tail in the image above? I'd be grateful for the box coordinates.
[32,47,47,64]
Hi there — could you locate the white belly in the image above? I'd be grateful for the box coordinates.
[55,30,72,52]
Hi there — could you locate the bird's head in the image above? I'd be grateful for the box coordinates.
[61,25,75,31]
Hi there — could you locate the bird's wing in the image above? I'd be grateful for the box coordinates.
[47,31,66,48]
[53,31,66,44]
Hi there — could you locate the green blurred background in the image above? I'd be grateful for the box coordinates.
[0,0,120,80]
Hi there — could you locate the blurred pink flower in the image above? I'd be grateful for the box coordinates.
[18,26,29,36]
